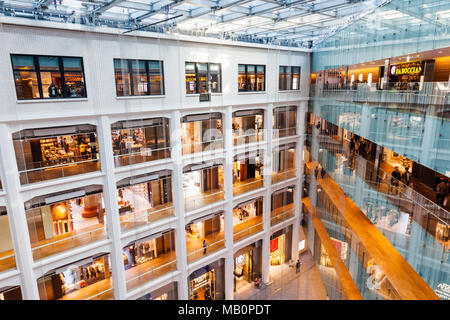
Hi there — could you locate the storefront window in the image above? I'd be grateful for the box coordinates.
[181,113,223,155]
[185,62,222,94]
[232,109,264,145]
[117,172,174,232]
[183,163,224,212]
[113,59,164,96]
[233,152,264,196]
[0,207,16,273]
[272,143,296,184]
[279,66,301,90]
[13,125,100,185]
[273,106,297,138]
[186,212,225,263]
[25,187,106,260]
[269,227,292,267]
[234,243,262,292]
[111,118,171,167]
[38,254,113,300]
[238,64,266,92]
[233,198,264,242]
[11,54,86,100]
[123,230,177,291]
[271,186,295,225]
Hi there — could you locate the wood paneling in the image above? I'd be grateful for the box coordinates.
[433,56,450,82]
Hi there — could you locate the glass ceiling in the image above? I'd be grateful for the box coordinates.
[0,0,389,48]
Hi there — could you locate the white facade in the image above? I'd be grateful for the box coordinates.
[0,19,309,300]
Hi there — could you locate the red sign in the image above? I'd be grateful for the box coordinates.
[270,238,279,253]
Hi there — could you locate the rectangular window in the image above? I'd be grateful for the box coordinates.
[113,59,164,96]
[185,62,222,94]
[11,54,87,100]
[238,64,266,92]
[279,65,301,90]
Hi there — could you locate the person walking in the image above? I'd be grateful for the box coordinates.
[296,259,301,274]
[436,178,448,207]
[314,165,319,179]
[402,166,412,186]
[320,167,326,179]
[203,239,207,254]
[390,166,401,195]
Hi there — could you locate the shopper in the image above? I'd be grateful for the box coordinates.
[320,167,326,179]
[296,259,301,274]
[402,166,412,186]
[203,239,207,254]
[391,166,401,195]
[436,178,448,206]
[314,166,319,179]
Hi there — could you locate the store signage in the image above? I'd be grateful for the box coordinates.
[192,273,208,290]
[298,240,305,251]
[270,238,279,253]
[436,283,450,300]
[390,62,422,76]
[235,254,245,266]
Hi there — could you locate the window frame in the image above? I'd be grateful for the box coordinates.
[238,64,266,92]
[11,54,87,100]
[185,62,222,94]
[114,58,165,97]
[279,65,301,91]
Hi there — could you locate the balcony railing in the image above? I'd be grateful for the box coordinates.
[271,168,296,184]
[271,207,295,226]
[233,130,265,146]
[184,190,224,212]
[125,260,177,291]
[272,127,297,139]
[120,204,175,232]
[0,253,16,273]
[31,225,106,260]
[311,82,450,106]
[233,216,264,242]
[18,156,100,184]
[186,239,225,264]
[85,287,114,300]
[114,146,171,167]
[182,138,224,155]
[233,178,264,196]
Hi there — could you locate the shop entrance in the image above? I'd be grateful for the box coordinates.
[234,251,253,291]
[270,234,285,266]
[189,269,216,300]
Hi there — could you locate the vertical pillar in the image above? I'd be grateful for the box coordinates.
[261,104,273,284]
[96,116,127,300]
[291,102,306,261]
[0,123,39,299]
[170,110,189,300]
[223,106,235,300]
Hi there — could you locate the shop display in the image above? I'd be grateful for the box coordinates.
[190,270,215,300]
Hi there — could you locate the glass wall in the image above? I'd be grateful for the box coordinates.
[38,254,113,300]
[271,186,295,226]
[233,151,264,196]
[111,118,170,167]
[232,109,264,145]
[181,113,223,155]
[185,62,221,94]
[123,230,177,291]
[25,186,106,260]
[271,143,296,184]
[183,162,224,212]
[273,106,297,138]
[13,125,100,185]
[113,59,164,96]
[233,197,264,242]
[238,64,265,92]
[117,171,174,232]
[0,206,16,273]
[11,54,86,100]
[186,212,225,263]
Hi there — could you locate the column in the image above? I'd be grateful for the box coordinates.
[291,102,306,261]
[223,106,235,300]
[96,116,127,300]
[261,104,273,284]
[0,123,39,299]
[170,110,189,300]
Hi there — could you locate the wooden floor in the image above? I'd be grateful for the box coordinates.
[307,161,439,300]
